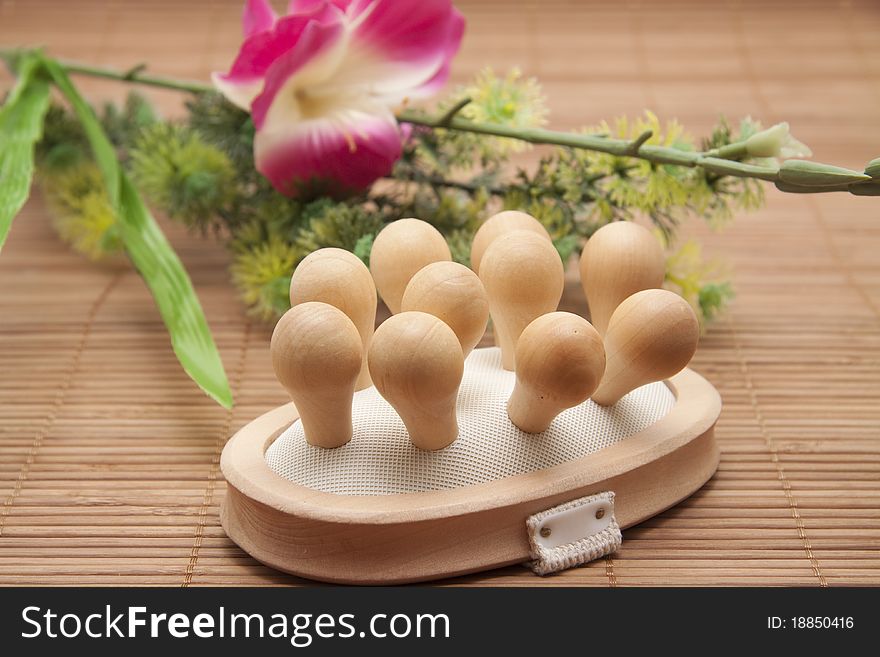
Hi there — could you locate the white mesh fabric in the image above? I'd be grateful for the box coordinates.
[265,347,675,495]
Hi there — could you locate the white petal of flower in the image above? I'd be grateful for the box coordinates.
[745,122,812,159]
[745,122,789,158]
[779,134,813,159]
[210,73,263,111]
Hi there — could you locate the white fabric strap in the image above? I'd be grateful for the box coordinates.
[526,491,622,575]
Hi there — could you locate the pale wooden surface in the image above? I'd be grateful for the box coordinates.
[368,311,464,451]
[288,248,377,390]
[579,222,666,337]
[271,303,362,449]
[220,367,721,584]
[370,219,452,315]
[1,0,879,586]
[401,261,489,358]
[592,289,700,406]
[507,312,604,433]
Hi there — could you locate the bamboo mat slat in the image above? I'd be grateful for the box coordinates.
[1,0,879,587]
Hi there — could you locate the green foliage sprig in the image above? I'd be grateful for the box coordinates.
[130,123,236,229]
[37,75,745,326]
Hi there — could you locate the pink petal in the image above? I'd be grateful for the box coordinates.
[288,0,351,12]
[350,0,461,65]
[255,111,402,196]
[242,0,277,38]
[251,18,346,129]
[213,2,343,109]
[327,0,464,103]
[409,8,464,97]
[226,7,342,81]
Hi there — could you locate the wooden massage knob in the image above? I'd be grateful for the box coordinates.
[400,261,490,358]
[368,311,464,450]
[470,210,551,274]
[592,289,700,406]
[507,312,606,433]
[270,302,363,448]
[478,229,564,370]
[369,218,451,314]
[579,221,665,336]
[289,247,377,390]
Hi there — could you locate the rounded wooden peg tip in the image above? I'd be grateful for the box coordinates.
[592,289,700,406]
[479,229,564,371]
[368,312,464,451]
[507,312,605,433]
[270,302,363,448]
[400,261,489,358]
[470,210,551,274]
[289,247,377,390]
[369,218,451,314]
[579,221,665,336]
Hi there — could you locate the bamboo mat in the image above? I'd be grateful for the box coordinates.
[1,0,879,587]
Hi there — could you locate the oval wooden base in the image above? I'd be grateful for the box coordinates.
[220,368,721,584]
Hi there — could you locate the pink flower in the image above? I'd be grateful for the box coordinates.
[213,0,465,196]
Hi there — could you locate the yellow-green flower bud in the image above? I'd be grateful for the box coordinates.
[745,122,812,159]
[779,160,871,186]
[775,181,849,194]
[849,180,880,196]
[865,158,880,179]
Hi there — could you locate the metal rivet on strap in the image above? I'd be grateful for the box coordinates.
[595,508,605,520]
[540,527,552,538]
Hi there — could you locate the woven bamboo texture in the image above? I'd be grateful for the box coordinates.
[1,0,878,587]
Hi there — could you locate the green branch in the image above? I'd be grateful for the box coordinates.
[0,49,213,94]
[387,173,507,196]
[2,48,877,196]
[397,108,876,195]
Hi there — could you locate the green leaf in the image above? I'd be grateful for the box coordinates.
[118,174,233,407]
[40,56,233,408]
[0,54,51,251]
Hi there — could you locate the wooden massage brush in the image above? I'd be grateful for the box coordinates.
[221,214,720,584]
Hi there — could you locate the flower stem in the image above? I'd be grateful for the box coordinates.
[705,141,748,160]
[0,49,213,94]
[397,109,784,181]
[4,49,874,194]
[64,61,212,94]
[388,173,507,196]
